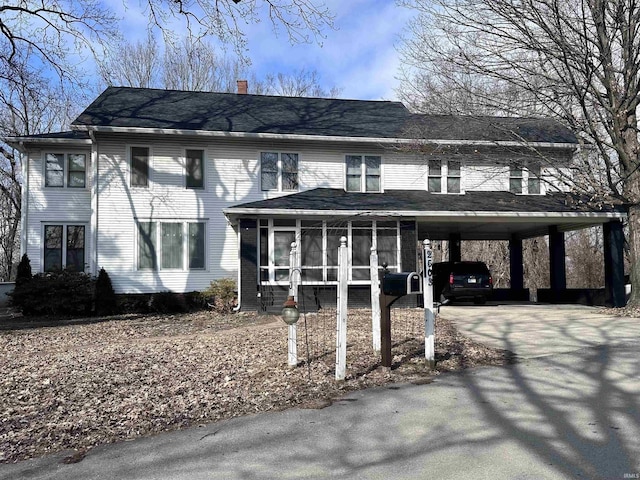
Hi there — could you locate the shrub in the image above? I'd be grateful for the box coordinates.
[148,291,189,313]
[95,268,118,316]
[201,278,237,313]
[15,254,32,286]
[11,270,95,317]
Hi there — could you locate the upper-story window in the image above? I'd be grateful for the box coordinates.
[45,153,86,188]
[185,149,204,189]
[428,159,461,193]
[510,162,541,194]
[261,152,299,191]
[131,146,150,187]
[346,155,381,192]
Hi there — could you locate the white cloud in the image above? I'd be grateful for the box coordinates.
[243,0,416,100]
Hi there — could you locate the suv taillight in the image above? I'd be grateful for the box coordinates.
[489,275,493,285]
[449,273,454,285]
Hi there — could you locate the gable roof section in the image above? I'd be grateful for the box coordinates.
[72,87,411,139]
[70,86,578,144]
[224,188,623,216]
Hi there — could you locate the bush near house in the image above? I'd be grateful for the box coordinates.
[94,268,118,316]
[201,278,237,313]
[11,270,95,316]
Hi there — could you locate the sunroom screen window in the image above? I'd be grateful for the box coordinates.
[301,225,323,281]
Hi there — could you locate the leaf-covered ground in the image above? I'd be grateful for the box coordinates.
[0,309,514,464]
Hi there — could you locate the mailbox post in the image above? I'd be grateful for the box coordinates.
[379,271,422,368]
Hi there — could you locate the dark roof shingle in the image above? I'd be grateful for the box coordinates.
[72,86,578,143]
[227,188,621,214]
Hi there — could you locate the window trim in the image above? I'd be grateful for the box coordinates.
[184,148,205,190]
[43,152,88,189]
[344,154,383,193]
[129,145,152,188]
[509,161,543,195]
[428,159,463,194]
[135,219,207,271]
[42,223,87,272]
[260,151,300,192]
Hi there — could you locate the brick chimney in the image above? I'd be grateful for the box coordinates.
[237,80,248,95]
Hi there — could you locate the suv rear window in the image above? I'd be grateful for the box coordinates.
[450,262,489,274]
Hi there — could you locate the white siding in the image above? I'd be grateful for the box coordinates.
[25,148,92,273]
[24,132,578,294]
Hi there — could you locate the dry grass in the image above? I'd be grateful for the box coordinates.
[0,308,513,464]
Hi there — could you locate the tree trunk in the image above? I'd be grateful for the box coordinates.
[627,204,640,305]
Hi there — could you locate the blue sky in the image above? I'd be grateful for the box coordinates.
[110,1,415,101]
[241,1,416,100]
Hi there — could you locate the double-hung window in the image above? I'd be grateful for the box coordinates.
[261,152,298,191]
[131,146,150,187]
[346,155,381,192]
[44,224,86,272]
[428,159,442,192]
[527,163,541,194]
[185,149,204,189]
[429,159,461,193]
[447,161,461,193]
[137,220,206,270]
[45,153,86,188]
[509,164,523,194]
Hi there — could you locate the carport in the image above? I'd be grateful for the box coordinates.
[226,188,627,310]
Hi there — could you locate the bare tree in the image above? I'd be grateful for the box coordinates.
[399,0,640,303]
[0,1,334,87]
[99,35,161,89]
[260,68,342,98]
[0,58,79,281]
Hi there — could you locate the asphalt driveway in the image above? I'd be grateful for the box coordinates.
[440,302,640,358]
[1,304,639,479]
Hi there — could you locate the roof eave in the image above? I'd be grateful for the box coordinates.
[73,125,579,149]
[2,136,92,152]
[223,207,625,219]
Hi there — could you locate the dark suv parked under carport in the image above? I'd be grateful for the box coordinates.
[432,261,493,304]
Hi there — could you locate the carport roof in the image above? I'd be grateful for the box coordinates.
[224,188,625,239]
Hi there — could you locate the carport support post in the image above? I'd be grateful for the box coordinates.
[335,237,348,381]
[370,247,381,352]
[603,220,625,307]
[449,233,461,263]
[509,234,524,291]
[423,240,435,369]
[549,226,566,294]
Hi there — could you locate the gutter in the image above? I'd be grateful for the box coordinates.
[73,125,579,150]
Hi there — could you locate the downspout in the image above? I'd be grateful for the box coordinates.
[19,142,27,257]
[232,219,242,312]
[88,129,98,275]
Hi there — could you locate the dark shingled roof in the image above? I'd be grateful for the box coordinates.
[72,87,411,139]
[227,188,622,214]
[72,86,578,143]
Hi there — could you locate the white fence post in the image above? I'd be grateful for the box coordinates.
[370,246,381,353]
[423,239,435,368]
[288,241,299,367]
[335,236,348,381]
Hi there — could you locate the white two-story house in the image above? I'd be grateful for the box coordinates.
[6,85,627,311]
